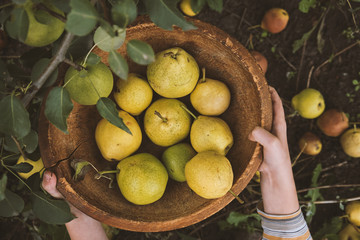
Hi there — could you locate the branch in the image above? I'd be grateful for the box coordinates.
[300,196,360,205]
[21,32,75,107]
[37,3,67,23]
[298,184,360,193]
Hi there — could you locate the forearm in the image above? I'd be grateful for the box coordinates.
[65,207,108,240]
[260,160,299,214]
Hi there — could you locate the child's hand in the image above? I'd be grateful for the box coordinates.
[248,86,291,174]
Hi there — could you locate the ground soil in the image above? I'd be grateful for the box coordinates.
[116,0,360,239]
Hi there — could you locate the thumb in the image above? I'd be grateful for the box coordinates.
[42,170,63,199]
[248,126,278,148]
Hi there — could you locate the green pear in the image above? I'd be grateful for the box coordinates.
[291,88,325,119]
[161,143,196,182]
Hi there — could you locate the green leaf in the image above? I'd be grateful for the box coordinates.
[0,95,31,139]
[313,217,343,240]
[317,17,325,53]
[31,58,59,88]
[355,85,360,91]
[51,0,71,13]
[67,35,94,61]
[0,174,7,201]
[311,163,322,186]
[44,87,74,134]
[143,0,196,31]
[93,25,126,52]
[108,50,128,79]
[191,0,206,14]
[32,191,74,224]
[299,0,317,13]
[96,98,132,135]
[126,39,155,65]
[0,189,24,217]
[292,26,316,53]
[38,223,70,240]
[226,212,261,227]
[3,129,38,154]
[98,19,116,37]
[86,52,101,65]
[9,162,33,173]
[65,0,99,36]
[5,7,29,42]
[206,0,223,12]
[111,0,137,28]
[353,79,359,85]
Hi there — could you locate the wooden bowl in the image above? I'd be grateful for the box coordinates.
[38,17,272,232]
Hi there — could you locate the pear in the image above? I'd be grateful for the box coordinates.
[298,132,322,156]
[144,98,192,147]
[340,128,360,158]
[261,8,289,34]
[185,151,233,199]
[250,51,268,73]
[190,115,233,155]
[161,143,196,182]
[291,88,325,119]
[147,47,199,98]
[346,201,360,226]
[95,110,142,161]
[339,224,360,240]
[317,109,349,137]
[190,75,231,116]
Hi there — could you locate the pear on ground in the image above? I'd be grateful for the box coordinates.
[116,153,168,205]
[261,8,289,34]
[114,73,153,116]
[250,51,268,73]
[291,88,325,119]
[339,224,360,240]
[144,98,191,147]
[298,132,322,156]
[190,71,231,116]
[161,143,196,182]
[95,110,142,161]
[147,47,199,98]
[340,128,360,158]
[190,115,233,155]
[185,151,233,199]
[317,109,349,137]
[346,201,360,226]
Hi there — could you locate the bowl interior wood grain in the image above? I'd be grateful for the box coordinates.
[38,17,272,232]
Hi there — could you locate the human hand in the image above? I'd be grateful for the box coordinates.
[248,86,291,174]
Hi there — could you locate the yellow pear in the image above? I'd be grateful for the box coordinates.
[185,151,233,199]
[114,73,153,116]
[346,201,360,226]
[190,77,231,116]
[116,153,168,205]
[298,132,322,156]
[339,224,360,240]
[340,128,360,158]
[16,156,44,179]
[190,115,233,155]
[147,47,199,98]
[95,110,142,161]
[144,98,192,147]
[179,0,198,16]
[291,88,325,119]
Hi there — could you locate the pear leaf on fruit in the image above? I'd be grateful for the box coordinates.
[93,25,126,52]
[96,97,132,135]
[5,7,29,43]
[291,88,325,119]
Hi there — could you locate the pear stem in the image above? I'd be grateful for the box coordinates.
[181,105,197,120]
[63,58,85,71]
[247,24,261,30]
[154,111,168,123]
[228,189,244,204]
[200,67,206,83]
[97,170,120,175]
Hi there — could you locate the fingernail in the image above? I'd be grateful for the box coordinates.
[248,130,255,141]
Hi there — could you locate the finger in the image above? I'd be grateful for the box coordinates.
[269,87,287,142]
[249,126,278,149]
[42,170,63,199]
